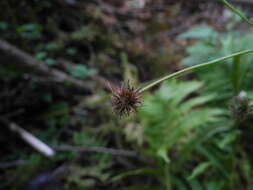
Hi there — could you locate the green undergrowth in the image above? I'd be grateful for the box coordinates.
[118,80,248,190]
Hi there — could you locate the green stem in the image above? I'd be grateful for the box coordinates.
[221,0,253,27]
[137,49,253,93]
[164,163,171,190]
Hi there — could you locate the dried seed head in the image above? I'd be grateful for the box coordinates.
[110,81,141,117]
[230,91,249,121]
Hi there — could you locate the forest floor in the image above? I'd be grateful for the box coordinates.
[1,0,253,190]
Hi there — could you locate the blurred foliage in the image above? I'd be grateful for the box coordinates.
[139,80,225,163]
[67,64,97,79]
[178,18,253,104]
[1,1,253,190]
[117,80,241,190]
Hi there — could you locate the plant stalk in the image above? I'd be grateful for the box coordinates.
[221,0,253,27]
[165,163,172,190]
[137,49,253,93]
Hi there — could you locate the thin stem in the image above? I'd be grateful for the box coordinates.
[137,49,253,93]
[164,163,171,190]
[221,0,253,27]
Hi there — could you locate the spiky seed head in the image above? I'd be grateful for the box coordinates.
[110,81,141,117]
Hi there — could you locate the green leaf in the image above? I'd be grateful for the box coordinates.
[66,47,78,55]
[44,42,62,51]
[178,25,217,39]
[196,145,228,177]
[139,80,226,163]
[35,52,47,60]
[218,130,241,149]
[16,23,42,39]
[0,21,8,30]
[68,64,97,79]
[157,146,170,163]
[73,132,91,146]
[44,58,57,65]
[188,179,202,190]
[187,162,211,180]
[205,180,225,190]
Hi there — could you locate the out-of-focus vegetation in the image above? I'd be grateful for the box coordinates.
[1,0,253,190]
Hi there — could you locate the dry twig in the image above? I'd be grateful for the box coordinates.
[1,119,55,158]
[0,39,91,92]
